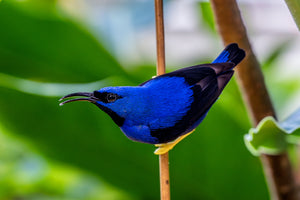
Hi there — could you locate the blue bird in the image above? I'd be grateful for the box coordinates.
[60,43,245,154]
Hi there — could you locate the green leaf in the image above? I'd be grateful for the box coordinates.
[244,108,300,156]
[0,130,134,200]
[197,2,216,33]
[244,117,287,156]
[0,0,126,83]
[0,72,132,97]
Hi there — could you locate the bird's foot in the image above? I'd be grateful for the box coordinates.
[154,129,195,155]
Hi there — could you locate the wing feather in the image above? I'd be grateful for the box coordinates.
[149,65,234,143]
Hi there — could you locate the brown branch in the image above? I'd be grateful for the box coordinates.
[154,0,170,200]
[209,0,297,199]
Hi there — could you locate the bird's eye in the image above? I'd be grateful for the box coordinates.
[106,93,117,103]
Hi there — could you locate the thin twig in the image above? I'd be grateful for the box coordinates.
[155,0,166,76]
[209,0,297,199]
[159,153,170,200]
[154,0,170,200]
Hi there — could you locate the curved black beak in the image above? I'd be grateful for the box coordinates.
[59,92,97,106]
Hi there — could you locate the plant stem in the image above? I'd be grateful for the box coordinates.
[284,0,300,30]
[155,0,166,76]
[209,0,297,199]
[154,0,170,200]
[159,152,170,200]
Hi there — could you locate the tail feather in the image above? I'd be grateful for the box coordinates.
[212,43,245,65]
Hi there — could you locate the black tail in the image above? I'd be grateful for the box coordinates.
[212,43,245,66]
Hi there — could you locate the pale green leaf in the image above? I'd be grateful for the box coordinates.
[245,108,300,156]
[244,117,287,156]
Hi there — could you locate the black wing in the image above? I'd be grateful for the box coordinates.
[149,63,235,143]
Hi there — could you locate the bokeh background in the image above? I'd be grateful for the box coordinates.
[0,0,300,199]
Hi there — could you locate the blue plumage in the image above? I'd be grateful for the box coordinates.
[60,43,245,145]
[97,77,194,143]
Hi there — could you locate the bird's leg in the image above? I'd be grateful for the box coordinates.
[154,129,195,155]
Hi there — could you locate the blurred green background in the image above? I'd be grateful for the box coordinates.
[0,0,300,199]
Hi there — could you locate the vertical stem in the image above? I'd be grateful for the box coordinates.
[154,0,170,200]
[209,0,297,199]
[155,0,166,76]
[159,152,170,200]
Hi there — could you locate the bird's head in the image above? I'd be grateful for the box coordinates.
[59,86,143,127]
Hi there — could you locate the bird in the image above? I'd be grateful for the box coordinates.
[59,43,245,154]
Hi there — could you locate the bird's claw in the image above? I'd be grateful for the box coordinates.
[154,142,175,155]
[154,129,195,155]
